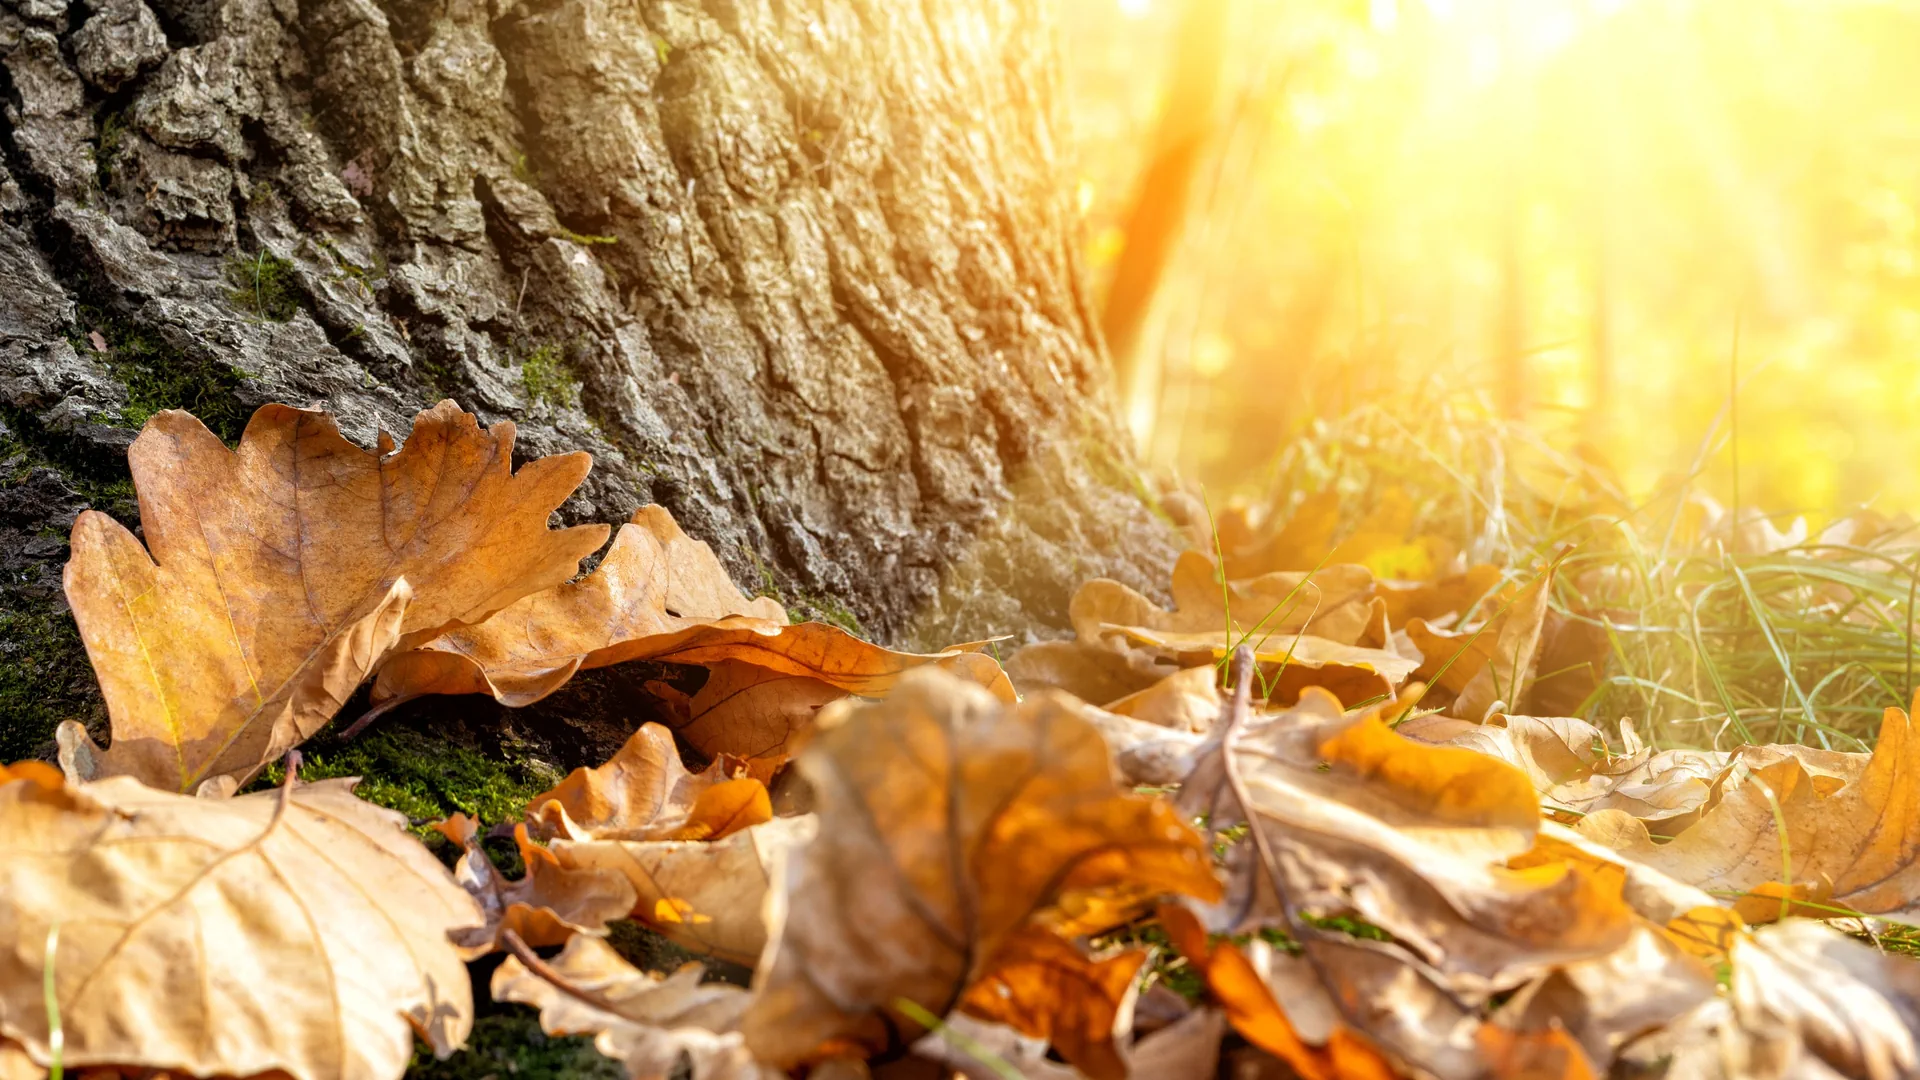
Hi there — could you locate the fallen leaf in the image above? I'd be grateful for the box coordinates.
[1103,664,1222,732]
[1156,904,1397,1080]
[492,933,775,1079]
[1517,609,1612,717]
[1400,712,1726,828]
[667,660,848,781]
[1377,564,1502,627]
[957,926,1147,1080]
[1076,701,1210,786]
[741,668,1221,1068]
[1179,681,1639,994]
[60,402,606,792]
[374,505,1013,710]
[1004,637,1174,705]
[1074,551,1381,650]
[1406,565,1555,720]
[1666,919,1920,1080]
[1105,624,1418,707]
[556,816,819,966]
[526,722,768,842]
[435,813,637,953]
[0,768,482,1080]
[1578,693,1920,921]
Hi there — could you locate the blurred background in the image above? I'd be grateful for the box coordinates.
[1062,0,1920,518]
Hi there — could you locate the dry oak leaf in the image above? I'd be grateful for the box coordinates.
[665,659,850,782]
[1003,638,1176,706]
[956,925,1147,1080]
[1399,713,1726,828]
[1071,551,1382,651]
[433,813,637,953]
[740,668,1222,1069]
[526,722,769,843]
[1376,564,1502,628]
[556,815,819,967]
[1102,664,1222,733]
[1579,694,1920,922]
[61,402,606,793]
[373,504,1013,711]
[1156,904,1397,1080]
[1106,624,1417,708]
[0,768,483,1080]
[492,934,775,1080]
[1659,920,1920,1080]
[1179,687,1639,993]
[1405,565,1555,721]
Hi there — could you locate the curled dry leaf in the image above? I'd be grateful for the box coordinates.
[1376,564,1502,628]
[1657,920,1920,1080]
[1103,664,1222,732]
[492,934,775,1080]
[557,816,819,967]
[1399,712,1726,828]
[1077,701,1210,786]
[669,660,849,782]
[1004,637,1177,705]
[526,722,769,842]
[373,505,1014,723]
[0,768,482,1080]
[1579,693,1920,922]
[1156,904,1397,1080]
[956,925,1147,1080]
[1405,565,1555,721]
[60,402,607,793]
[433,813,636,953]
[1074,551,1380,649]
[1181,681,1644,997]
[1106,623,1416,708]
[740,668,1221,1069]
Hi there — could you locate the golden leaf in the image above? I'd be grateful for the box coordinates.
[957,926,1147,1080]
[557,816,819,966]
[60,402,607,793]
[492,935,775,1079]
[374,505,1013,709]
[1406,565,1555,721]
[526,722,767,842]
[435,814,636,954]
[740,669,1221,1068]
[0,769,482,1080]
[1578,694,1920,922]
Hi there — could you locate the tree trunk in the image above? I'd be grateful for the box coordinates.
[0,0,1177,761]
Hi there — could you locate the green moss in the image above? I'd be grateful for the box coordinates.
[554,227,618,247]
[407,1008,621,1080]
[791,591,863,637]
[224,250,302,322]
[519,342,580,410]
[92,110,127,189]
[69,306,251,440]
[0,606,92,762]
[253,727,561,830]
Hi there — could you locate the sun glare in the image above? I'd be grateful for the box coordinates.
[1069,0,1920,515]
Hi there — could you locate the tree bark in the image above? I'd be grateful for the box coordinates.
[0,0,1177,760]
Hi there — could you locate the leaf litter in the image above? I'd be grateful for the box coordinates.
[7,401,1920,1079]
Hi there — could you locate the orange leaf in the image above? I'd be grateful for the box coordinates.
[1156,905,1396,1080]
[59,402,606,792]
[666,777,772,842]
[959,926,1146,1080]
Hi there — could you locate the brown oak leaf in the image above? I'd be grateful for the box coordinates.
[60,402,606,792]
[0,767,483,1080]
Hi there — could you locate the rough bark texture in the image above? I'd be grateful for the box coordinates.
[0,0,1178,760]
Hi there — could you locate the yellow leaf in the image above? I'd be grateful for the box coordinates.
[60,402,607,793]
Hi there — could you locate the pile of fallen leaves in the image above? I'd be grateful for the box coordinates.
[4,402,1918,1080]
